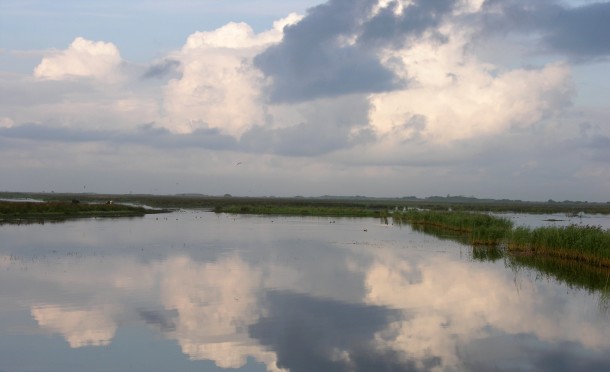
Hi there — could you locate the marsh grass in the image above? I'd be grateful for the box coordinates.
[214,204,384,217]
[394,209,610,267]
[393,210,513,245]
[4,192,610,215]
[0,201,164,222]
[508,225,610,267]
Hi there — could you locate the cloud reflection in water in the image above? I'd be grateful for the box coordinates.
[1,217,609,371]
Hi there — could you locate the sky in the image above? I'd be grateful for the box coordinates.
[0,0,609,201]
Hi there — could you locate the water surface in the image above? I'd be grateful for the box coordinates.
[1,211,609,371]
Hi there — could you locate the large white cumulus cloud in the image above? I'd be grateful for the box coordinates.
[34,37,123,81]
[162,14,302,135]
[370,28,574,143]
[4,0,608,200]
[24,2,578,144]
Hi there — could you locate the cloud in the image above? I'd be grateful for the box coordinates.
[479,0,610,60]
[359,0,456,47]
[141,59,181,79]
[161,15,302,135]
[0,117,14,128]
[544,2,610,58]
[0,123,238,151]
[34,37,123,81]
[370,62,574,143]
[2,0,609,199]
[254,0,395,103]
[241,94,374,156]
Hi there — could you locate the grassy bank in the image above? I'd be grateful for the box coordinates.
[0,201,167,223]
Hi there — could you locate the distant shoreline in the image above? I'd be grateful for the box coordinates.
[1,192,609,215]
[0,200,168,223]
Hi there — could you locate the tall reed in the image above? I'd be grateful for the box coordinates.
[508,225,610,267]
[393,210,513,245]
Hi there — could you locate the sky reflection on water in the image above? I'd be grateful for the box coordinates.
[1,211,609,371]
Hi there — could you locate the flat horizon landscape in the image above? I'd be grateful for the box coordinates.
[1,0,609,370]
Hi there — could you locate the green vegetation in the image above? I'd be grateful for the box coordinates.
[1,192,609,267]
[213,204,384,217]
[508,225,610,267]
[2,191,609,215]
[394,209,513,245]
[2,191,610,308]
[394,209,610,267]
[0,201,166,223]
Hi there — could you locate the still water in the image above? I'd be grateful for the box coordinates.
[1,211,609,371]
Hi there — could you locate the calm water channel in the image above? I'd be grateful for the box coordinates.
[1,211,609,371]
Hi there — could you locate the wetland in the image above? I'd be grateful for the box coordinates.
[1,193,610,371]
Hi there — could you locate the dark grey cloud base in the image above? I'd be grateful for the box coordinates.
[480,0,610,59]
[254,0,610,104]
[254,0,456,103]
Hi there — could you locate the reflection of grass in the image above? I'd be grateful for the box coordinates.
[472,246,504,262]
[0,201,166,223]
[506,254,610,312]
[507,254,610,292]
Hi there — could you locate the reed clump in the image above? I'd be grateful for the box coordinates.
[393,210,513,245]
[395,209,610,267]
[508,225,610,267]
